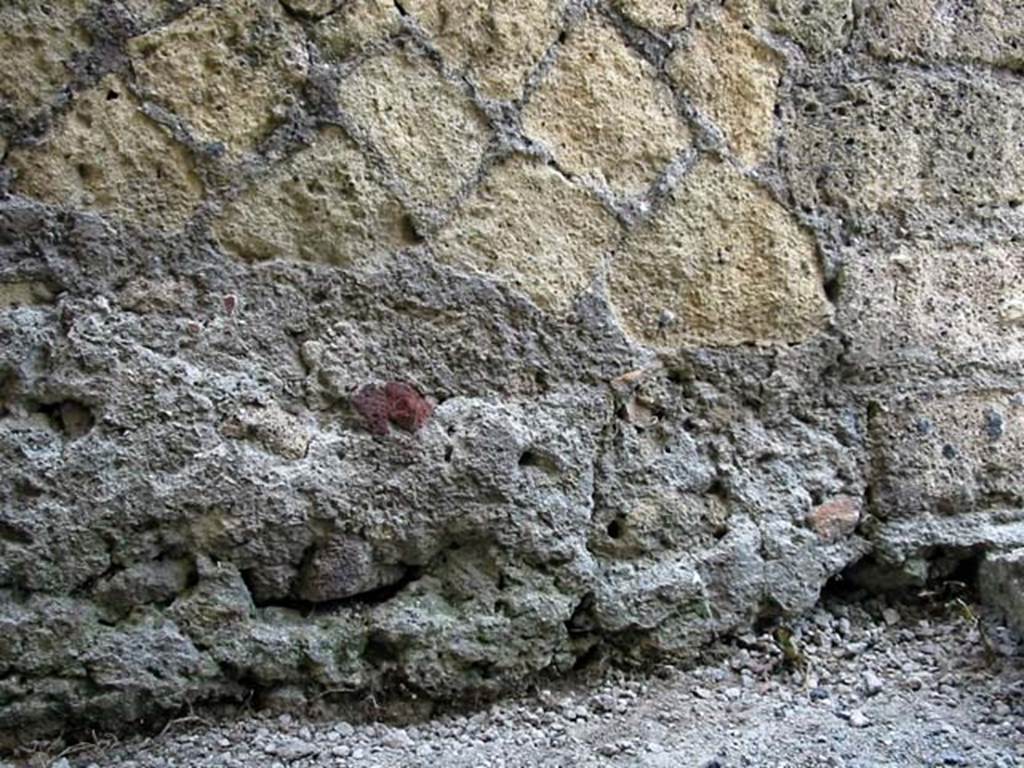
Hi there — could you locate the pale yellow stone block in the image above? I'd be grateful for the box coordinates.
[0,1,91,120]
[609,159,830,347]
[338,49,490,211]
[432,156,622,312]
[669,9,783,166]
[523,19,691,196]
[403,0,566,101]
[127,0,309,156]
[212,127,413,264]
[8,76,203,230]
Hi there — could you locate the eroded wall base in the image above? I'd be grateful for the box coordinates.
[1,0,1022,748]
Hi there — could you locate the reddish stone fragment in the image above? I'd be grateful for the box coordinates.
[807,495,861,541]
[384,381,432,432]
[352,381,432,435]
[352,384,390,435]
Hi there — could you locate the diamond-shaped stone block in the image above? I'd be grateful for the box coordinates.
[403,0,567,101]
[523,19,691,196]
[8,76,203,230]
[212,127,413,264]
[669,9,783,166]
[127,0,309,156]
[338,48,490,214]
[608,159,831,347]
[311,0,401,59]
[432,155,622,312]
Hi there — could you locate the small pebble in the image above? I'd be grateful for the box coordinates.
[848,710,870,728]
[863,671,884,697]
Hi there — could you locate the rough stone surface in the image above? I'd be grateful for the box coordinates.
[117,0,182,28]
[807,495,861,541]
[608,159,831,346]
[869,392,1024,521]
[127,0,309,155]
[1,0,1023,753]
[980,549,1024,636]
[431,155,622,311]
[310,0,401,59]
[784,67,1024,241]
[767,0,854,55]
[0,0,91,124]
[613,0,691,33]
[839,243,1024,370]
[859,0,1024,69]
[669,8,782,165]
[7,76,203,229]
[31,600,1024,767]
[404,0,567,101]
[220,403,313,460]
[338,47,491,219]
[296,534,408,602]
[523,19,691,196]
[211,127,411,264]
[0,281,55,309]
[281,0,343,17]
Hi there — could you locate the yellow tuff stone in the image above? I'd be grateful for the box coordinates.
[523,19,691,196]
[612,0,692,32]
[212,127,413,265]
[0,0,90,121]
[338,48,490,213]
[8,76,203,230]
[312,0,401,59]
[432,155,622,312]
[127,0,309,156]
[403,0,566,101]
[608,159,830,347]
[669,9,783,166]
[0,281,55,308]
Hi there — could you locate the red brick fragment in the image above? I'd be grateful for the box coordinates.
[352,384,390,436]
[353,381,432,435]
[384,381,433,432]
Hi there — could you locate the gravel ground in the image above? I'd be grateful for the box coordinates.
[17,598,1024,768]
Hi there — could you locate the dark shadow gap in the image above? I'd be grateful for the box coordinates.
[247,565,424,614]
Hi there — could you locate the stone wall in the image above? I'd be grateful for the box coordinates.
[1,0,1022,748]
